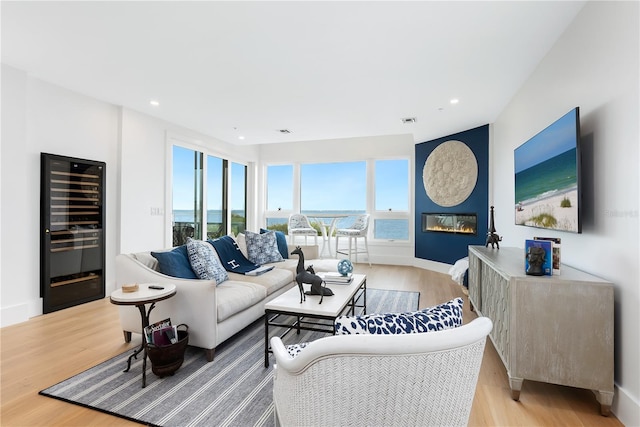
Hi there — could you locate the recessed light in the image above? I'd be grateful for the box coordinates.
[450,99,459,105]
[149,100,160,106]
[238,136,245,140]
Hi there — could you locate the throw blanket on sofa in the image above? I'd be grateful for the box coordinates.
[209,236,274,275]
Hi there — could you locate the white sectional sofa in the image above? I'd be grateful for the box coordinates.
[115,237,339,362]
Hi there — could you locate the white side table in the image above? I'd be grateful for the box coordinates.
[110,283,176,387]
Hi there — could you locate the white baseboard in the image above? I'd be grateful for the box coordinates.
[1,302,30,327]
[361,255,453,275]
[612,383,640,426]
[412,257,452,275]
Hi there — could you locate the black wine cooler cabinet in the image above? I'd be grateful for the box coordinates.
[40,153,106,314]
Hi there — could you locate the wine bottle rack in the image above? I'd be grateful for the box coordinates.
[40,153,105,313]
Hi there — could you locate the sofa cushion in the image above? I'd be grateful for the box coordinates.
[133,251,159,270]
[334,297,463,335]
[245,230,284,265]
[186,238,229,284]
[216,281,267,322]
[273,258,340,276]
[227,268,293,296]
[261,228,288,259]
[151,246,198,279]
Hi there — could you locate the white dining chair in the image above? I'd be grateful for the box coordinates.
[334,214,370,265]
[287,214,318,246]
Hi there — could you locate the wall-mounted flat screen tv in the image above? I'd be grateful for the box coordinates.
[514,107,581,233]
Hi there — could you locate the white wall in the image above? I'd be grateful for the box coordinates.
[118,109,260,254]
[491,2,639,424]
[1,65,120,325]
[0,66,260,326]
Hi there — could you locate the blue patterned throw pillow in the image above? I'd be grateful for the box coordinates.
[245,230,284,265]
[334,297,463,335]
[260,228,288,259]
[186,238,228,285]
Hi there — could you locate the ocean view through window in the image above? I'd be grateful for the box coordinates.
[265,159,410,241]
[172,144,247,245]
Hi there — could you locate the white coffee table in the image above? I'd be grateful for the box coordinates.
[264,273,366,367]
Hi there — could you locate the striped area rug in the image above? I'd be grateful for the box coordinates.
[40,288,419,427]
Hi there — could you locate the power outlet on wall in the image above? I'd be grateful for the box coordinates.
[150,207,164,216]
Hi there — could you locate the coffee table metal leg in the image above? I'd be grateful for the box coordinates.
[363,280,367,315]
[264,312,270,368]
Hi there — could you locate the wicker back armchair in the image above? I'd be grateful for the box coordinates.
[271,316,492,427]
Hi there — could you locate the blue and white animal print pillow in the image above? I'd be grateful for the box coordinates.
[334,297,463,335]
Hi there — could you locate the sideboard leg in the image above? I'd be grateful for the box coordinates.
[509,376,524,401]
[595,390,613,416]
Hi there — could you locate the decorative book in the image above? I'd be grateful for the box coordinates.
[534,237,561,275]
[524,239,553,276]
[320,272,353,284]
[144,318,178,346]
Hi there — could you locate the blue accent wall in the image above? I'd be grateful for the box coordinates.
[415,125,489,264]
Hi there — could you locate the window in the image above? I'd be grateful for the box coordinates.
[300,161,366,213]
[230,162,246,235]
[172,145,247,245]
[374,159,410,240]
[265,165,293,231]
[264,159,410,241]
[301,161,366,230]
[267,165,293,212]
[206,155,224,239]
[375,159,408,211]
[172,146,203,246]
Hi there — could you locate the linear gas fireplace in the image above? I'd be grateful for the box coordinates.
[422,213,477,235]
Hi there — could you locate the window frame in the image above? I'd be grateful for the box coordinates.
[167,133,249,246]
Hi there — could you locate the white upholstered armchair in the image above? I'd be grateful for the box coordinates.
[271,316,492,427]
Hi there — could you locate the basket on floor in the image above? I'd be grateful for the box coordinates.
[145,324,189,378]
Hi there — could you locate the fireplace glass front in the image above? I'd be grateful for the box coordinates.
[422,213,477,235]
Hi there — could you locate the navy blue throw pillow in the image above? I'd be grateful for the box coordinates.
[151,245,198,279]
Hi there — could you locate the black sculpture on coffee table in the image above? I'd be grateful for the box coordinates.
[485,206,503,249]
[291,246,333,304]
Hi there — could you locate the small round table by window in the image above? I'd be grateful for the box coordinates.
[110,283,176,388]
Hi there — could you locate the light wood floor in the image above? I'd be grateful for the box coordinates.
[1,264,623,426]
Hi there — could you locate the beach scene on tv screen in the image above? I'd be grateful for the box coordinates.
[514,109,579,232]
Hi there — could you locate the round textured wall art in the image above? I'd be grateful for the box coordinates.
[423,140,478,207]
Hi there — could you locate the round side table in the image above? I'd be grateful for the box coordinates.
[110,283,176,388]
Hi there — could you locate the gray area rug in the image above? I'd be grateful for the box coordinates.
[40,288,419,427]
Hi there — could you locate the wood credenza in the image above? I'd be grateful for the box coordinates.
[468,245,614,415]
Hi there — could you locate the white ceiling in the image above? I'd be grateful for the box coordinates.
[1,1,585,146]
